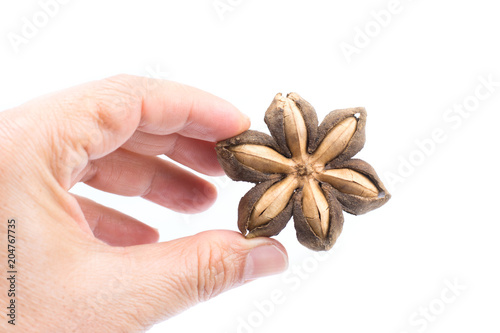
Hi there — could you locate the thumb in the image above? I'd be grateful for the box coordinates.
[121,230,288,326]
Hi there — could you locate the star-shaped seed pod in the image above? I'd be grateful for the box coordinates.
[216,93,390,251]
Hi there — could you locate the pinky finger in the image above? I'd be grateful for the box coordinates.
[74,195,159,247]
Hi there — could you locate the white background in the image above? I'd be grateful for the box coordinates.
[1,0,500,332]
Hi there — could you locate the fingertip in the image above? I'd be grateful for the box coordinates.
[225,100,250,136]
[239,112,251,133]
[178,180,218,214]
[210,168,227,177]
[204,181,218,203]
[150,227,160,243]
[209,101,251,141]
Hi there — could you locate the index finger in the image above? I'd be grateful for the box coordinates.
[16,74,250,187]
[26,74,250,157]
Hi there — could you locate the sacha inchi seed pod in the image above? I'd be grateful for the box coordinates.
[216,93,390,251]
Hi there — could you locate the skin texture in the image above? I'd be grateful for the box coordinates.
[0,75,289,332]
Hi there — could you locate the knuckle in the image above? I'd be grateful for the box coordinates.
[49,75,143,164]
[90,75,142,132]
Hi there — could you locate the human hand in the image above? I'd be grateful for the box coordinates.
[0,75,288,332]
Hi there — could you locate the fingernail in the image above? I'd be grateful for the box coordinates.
[243,245,288,281]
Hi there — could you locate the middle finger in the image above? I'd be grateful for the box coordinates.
[82,148,217,214]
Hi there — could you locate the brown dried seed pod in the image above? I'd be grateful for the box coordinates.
[216,93,390,251]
